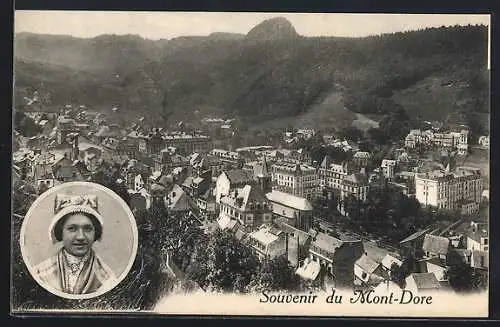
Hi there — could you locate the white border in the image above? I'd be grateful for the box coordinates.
[19,181,139,300]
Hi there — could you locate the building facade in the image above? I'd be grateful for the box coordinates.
[415,166,483,213]
[271,161,319,200]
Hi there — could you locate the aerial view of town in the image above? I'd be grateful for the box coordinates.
[11,12,490,312]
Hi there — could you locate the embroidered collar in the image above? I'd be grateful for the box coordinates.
[63,249,90,274]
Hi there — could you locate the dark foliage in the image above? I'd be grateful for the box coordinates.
[15,25,488,129]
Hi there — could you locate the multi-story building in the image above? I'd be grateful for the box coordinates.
[163,132,211,154]
[215,169,254,203]
[218,184,273,231]
[271,160,319,200]
[467,222,489,252]
[307,232,364,289]
[381,159,397,180]
[123,131,142,156]
[210,148,241,165]
[406,129,468,155]
[248,225,287,260]
[56,116,75,145]
[353,151,371,168]
[340,172,370,202]
[318,155,354,190]
[139,129,165,155]
[415,166,483,213]
[265,190,313,232]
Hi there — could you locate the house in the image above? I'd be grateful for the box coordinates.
[52,155,76,182]
[400,229,429,259]
[165,184,192,212]
[33,163,56,189]
[308,232,364,289]
[381,159,397,180]
[134,174,146,192]
[248,224,287,260]
[470,250,488,270]
[353,151,371,167]
[467,222,489,252]
[129,188,151,213]
[215,169,254,203]
[423,257,447,281]
[271,160,319,200]
[276,221,313,267]
[354,254,386,286]
[265,190,313,232]
[218,184,273,231]
[196,186,217,218]
[405,273,441,293]
[296,257,322,281]
[422,234,451,261]
[381,254,403,275]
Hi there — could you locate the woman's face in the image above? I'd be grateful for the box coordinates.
[62,213,96,257]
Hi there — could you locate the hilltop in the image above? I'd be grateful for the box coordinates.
[14,18,489,134]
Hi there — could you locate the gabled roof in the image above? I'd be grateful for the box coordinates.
[356,254,381,274]
[224,169,253,185]
[400,229,429,244]
[222,184,268,211]
[266,190,313,211]
[422,234,450,256]
[166,184,191,211]
[407,273,440,290]
[296,257,321,281]
[311,232,343,255]
[381,254,403,270]
[425,256,447,268]
[468,227,488,243]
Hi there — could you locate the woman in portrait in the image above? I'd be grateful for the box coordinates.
[33,194,117,295]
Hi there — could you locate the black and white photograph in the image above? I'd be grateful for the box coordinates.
[11,11,490,316]
[20,181,138,300]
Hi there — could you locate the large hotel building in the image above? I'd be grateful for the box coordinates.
[271,160,319,200]
[415,166,483,215]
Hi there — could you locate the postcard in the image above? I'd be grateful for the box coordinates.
[11,11,490,317]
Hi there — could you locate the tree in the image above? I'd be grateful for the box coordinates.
[248,255,304,292]
[445,262,474,293]
[186,229,259,293]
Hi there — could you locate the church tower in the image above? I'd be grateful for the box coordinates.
[258,155,272,193]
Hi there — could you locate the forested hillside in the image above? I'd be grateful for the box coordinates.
[14,18,489,133]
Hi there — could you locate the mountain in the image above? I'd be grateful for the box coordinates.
[245,17,299,41]
[13,18,489,135]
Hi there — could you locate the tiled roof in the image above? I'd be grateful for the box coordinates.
[400,229,429,244]
[296,257,321,280]
[422,234,450,256]
[266,190,313,211]
[408,273,440,290]
[311,232,343,255]
[250,225,281,246]
[356,254,381,274]
[224,169,253,185]
[425,256,447,268]
[468,228,488,243]
[221,184,268,212]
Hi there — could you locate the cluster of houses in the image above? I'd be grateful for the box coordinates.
[13,108,489,293]
[404,128,469,155]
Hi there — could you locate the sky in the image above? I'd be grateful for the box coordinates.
[15,11,490,39]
